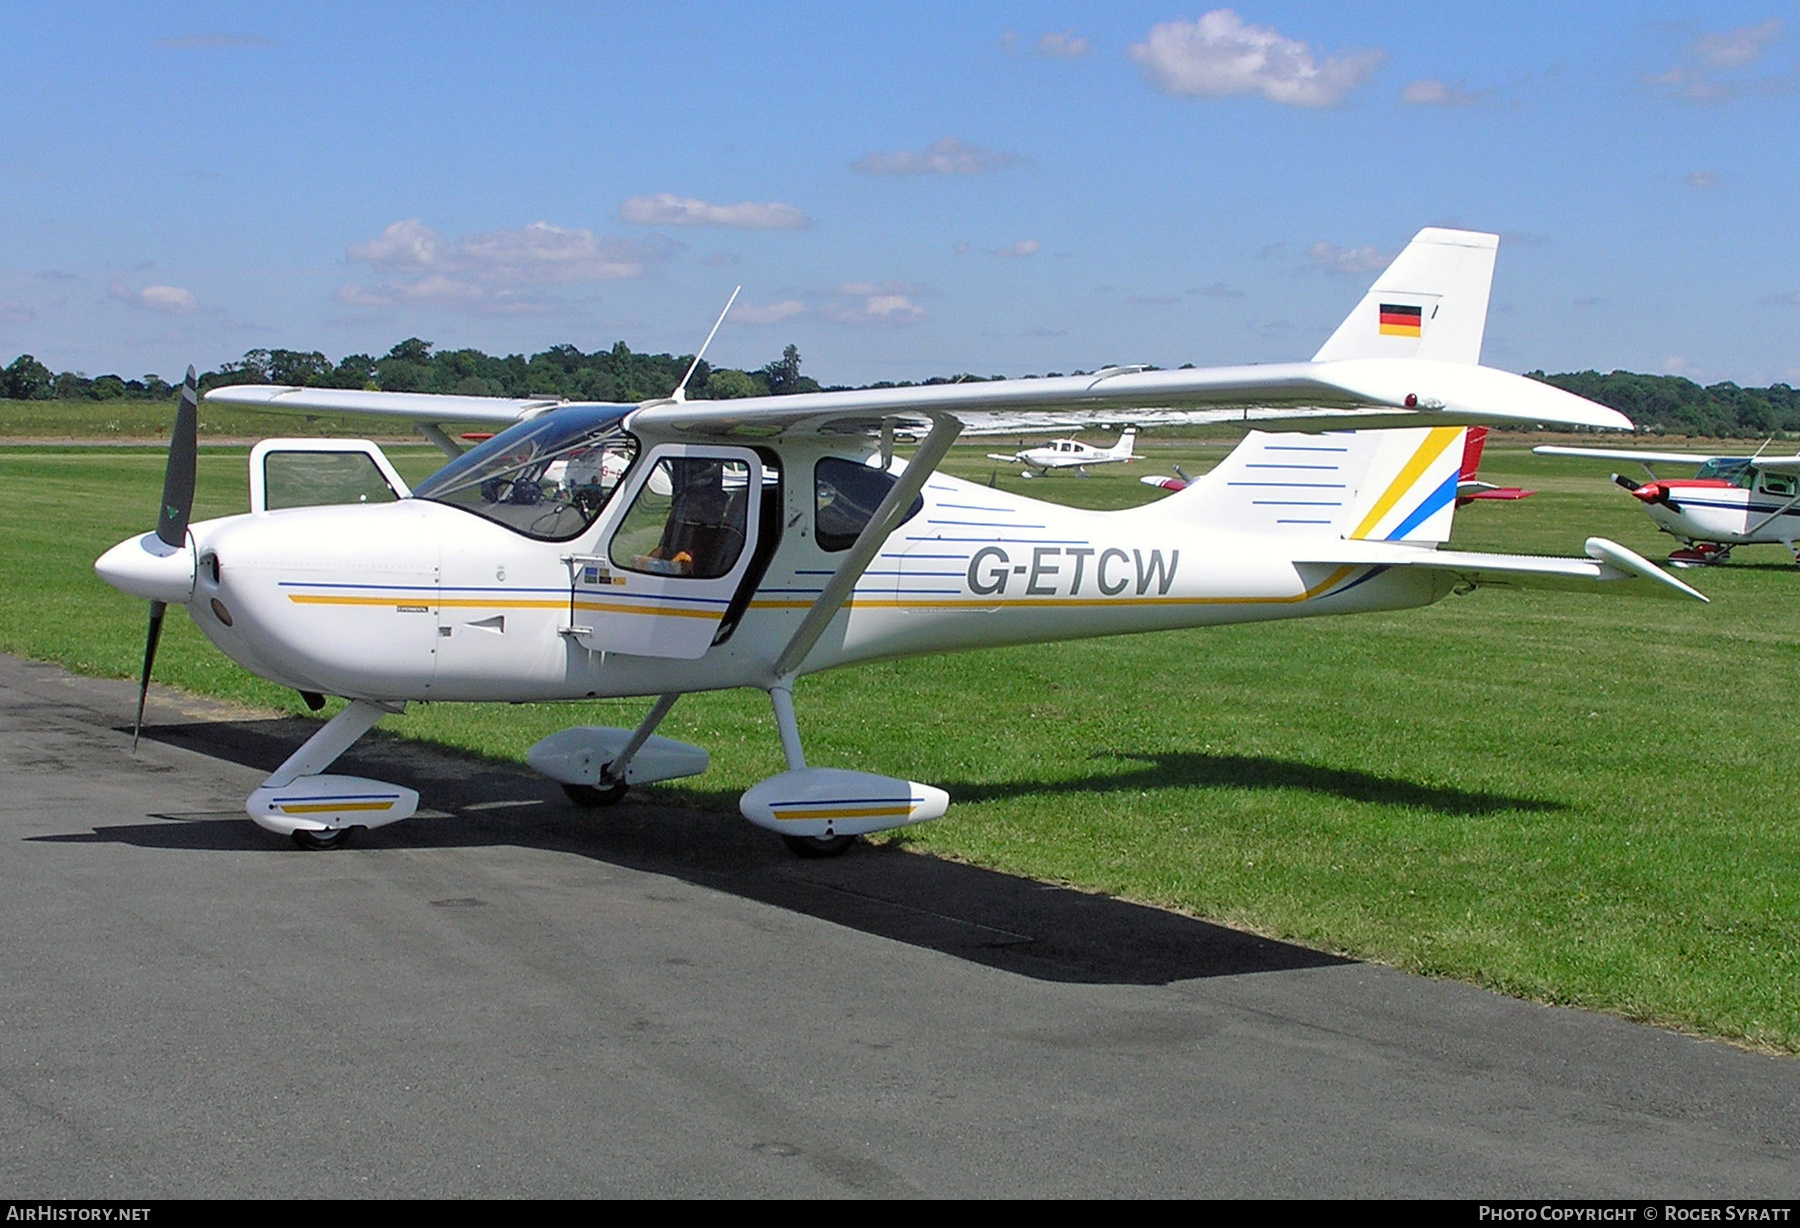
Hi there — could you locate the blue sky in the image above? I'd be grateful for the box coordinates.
[3,2,1796,387]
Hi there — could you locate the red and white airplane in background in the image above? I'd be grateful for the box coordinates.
[989,427,1137,476]
[1144,426,1535,504]
[1534,445,1800,566]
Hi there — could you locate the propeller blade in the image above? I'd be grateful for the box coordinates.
[1611,472,1641,493]
[134,367,198,751]
[156,367,199,549]
[132,601,166,752]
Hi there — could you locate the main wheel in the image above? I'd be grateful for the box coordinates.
[290,826,359,851]
[781,833,857,858]
[562,779,629,808]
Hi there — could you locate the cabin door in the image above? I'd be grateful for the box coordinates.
[571,444,763,659]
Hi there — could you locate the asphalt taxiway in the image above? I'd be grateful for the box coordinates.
[2,653,1795,1197]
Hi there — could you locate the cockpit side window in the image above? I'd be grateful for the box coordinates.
[609,457,751,578]
[412,405,637,541]
[814,456,924,552]
[1761,470,1798,497]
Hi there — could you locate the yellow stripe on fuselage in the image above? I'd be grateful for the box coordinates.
[288,563,1367,622]
[286,594,722,620]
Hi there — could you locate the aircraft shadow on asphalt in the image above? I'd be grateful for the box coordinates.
[39,715,1383,987]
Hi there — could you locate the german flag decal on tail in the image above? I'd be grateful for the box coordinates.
[1378,303,1423,337]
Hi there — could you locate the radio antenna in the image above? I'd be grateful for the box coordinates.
[672,285,742,403]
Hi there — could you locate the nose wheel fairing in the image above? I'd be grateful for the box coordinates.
[244,699,417,843]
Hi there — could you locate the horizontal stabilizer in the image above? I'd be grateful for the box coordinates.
[1293,537,1707,601]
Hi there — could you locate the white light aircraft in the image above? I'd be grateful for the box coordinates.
[1534,444,1800,566]
[97,228,1704,856]
[988,426,1138,476]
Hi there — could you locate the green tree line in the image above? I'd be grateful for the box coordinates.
[7,342,1797,437]
[0,339,827,405]
[1530,370,1800,438]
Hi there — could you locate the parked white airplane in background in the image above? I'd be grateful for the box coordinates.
[989,426,1138,476]
[1535,444,1800,566]
[96,228,1702,857]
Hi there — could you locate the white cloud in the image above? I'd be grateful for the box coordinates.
[349,218,441,268]
[1037,30,1090,58]
[1125,293,1181,305]
[993,239,1041,258]
[110,281,199,313]
[699,251,741,267]
[1128,11,1384,107]
[736,299,806,325]
[1400,78,1489,106]
[732,283,929,328]
[1650,19,1790,103]
[1661,356,1698,377]
[1686,170,1719,189]
[449,222,668,282]
[1306,240,1387,274]
[838,280,927,297]
[341,218,675,310]
[1695,17,1782,69]
[832,294,926,325]
[853,137,1023,175]
[156,34,272,49]
[618,193,810,230]
[809,282,929,326]
[1199,281,1245,298]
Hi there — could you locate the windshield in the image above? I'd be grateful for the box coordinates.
[1693,458,1750,483]
[412,404,637,540]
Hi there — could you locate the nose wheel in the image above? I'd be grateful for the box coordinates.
[290,826,360,851]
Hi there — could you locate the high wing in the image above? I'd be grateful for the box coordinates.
[1531,445,1731,467]
[207,356,1630,447]
[203,384,594,425]
[624,357,1628,444]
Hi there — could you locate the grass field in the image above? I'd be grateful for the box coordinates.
[4,433,1797,1051]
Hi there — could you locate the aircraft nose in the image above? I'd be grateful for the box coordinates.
[1631,483,1666,505]
[95,531,196,604]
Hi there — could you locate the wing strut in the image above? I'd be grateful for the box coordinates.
[417,423,466,460]
[772,412,962,679]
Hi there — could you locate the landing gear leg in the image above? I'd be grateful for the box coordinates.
[247,699,416,848]
[557,692,683,808]
[767,682,856,858]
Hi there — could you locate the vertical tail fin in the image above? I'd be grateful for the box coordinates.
[1164,426,1469,546]
[1311,228,1498,365]
[1108,427,1137,461]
